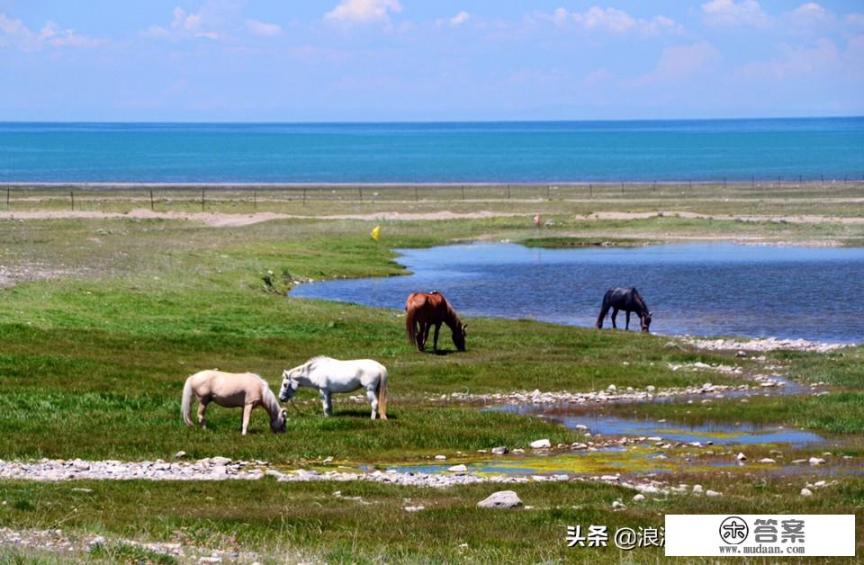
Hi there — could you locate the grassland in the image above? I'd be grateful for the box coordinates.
[1,185,863,561]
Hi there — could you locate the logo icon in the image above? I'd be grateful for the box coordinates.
[719,516,749,545]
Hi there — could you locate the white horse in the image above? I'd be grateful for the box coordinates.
[279,356,388,420]
[181,370,287,435]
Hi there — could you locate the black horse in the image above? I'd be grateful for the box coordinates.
[595,287,652,332]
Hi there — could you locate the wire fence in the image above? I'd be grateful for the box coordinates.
[2,179,864,212]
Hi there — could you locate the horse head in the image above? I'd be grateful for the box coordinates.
[641,312,652,333]
[452,322,468,351]
[279,369,300,402]
[271,408,288,433]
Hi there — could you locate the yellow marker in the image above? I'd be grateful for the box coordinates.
[370,225,381,241]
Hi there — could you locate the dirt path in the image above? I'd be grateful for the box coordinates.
[3,208,864,227]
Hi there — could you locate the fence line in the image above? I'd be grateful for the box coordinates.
[2,179,864,211]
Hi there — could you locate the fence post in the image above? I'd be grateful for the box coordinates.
[414,186,419,201]
[5,187,9,208]
[149,190,154,211]
[506,184,511,199]
[588,183,592,198]
[461,185,465,200]
[302,188,307,204]
[358,187,363,201]
[546,185,551,200]
[70,191,74,211]
[201,188,205,211]
[253,190,257,210]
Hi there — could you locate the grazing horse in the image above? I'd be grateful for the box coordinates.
[596,287,653,332]
[181,370,287,435]
[405,291,467,352]
[279,356,388,420]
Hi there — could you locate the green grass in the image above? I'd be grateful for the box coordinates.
[1,213,863,561]
[1,477,863,563]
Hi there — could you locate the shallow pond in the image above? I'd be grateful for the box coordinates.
[292,242,864,342]
[496,405,824,446]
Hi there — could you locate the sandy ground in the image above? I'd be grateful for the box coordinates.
[0,209,526,227]
[3,208,864,227]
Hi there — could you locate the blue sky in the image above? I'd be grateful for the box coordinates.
[1,1,863,121]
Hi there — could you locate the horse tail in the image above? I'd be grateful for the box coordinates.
[405,302,417,347]
[376,369,388,420]
[181,375,195,426]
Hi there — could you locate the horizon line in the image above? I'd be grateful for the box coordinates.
[1,115,863,126]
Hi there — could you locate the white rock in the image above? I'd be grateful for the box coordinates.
[174,451,187,459]
[809,457,826,466]
[448,464,468,473]
[477,490,523,509]
[632,494,646,502]
[736,452,747,461]
[646,385,656,393]
[800,488,813,497]
[706,490,722,497]
[209,456,231,466]
[692,484,704,493]
[404,505,425,512]
[530,439,551,449]
[612,500,626,510]
[600,475,619,481]
[434,455,447,461]
[491,446,508,455]
[607,384,617,392]
[758,458,776,464]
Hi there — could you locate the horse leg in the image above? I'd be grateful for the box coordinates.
[320,390,332,417]
[420,323,431,351]
[433,323,441,351]
[611,308,619,329]
[197,398,209,429]
[241,403,253,435]
[625,311,631,331]
[366,386,378,420]
[416,322,426,351]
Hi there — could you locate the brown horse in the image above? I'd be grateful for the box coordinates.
[405,291,467,352]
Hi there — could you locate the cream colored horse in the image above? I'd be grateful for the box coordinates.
[181,370,287,435]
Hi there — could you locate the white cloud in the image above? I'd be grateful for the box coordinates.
[449,11,470,27]
[534,6,682,36]
[847,13,864,27]
[0,12,103,51]
[736,38,839,79]
[325,0,402,25]
[702,0,769,27]
[787,3,832,27]
[144,6,221,40]
[638,41,721,84]
[245,19,282,37]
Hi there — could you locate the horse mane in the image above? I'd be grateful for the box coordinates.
[440,295,463,328]
[631,288,649,313]
[304,355,332,371]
